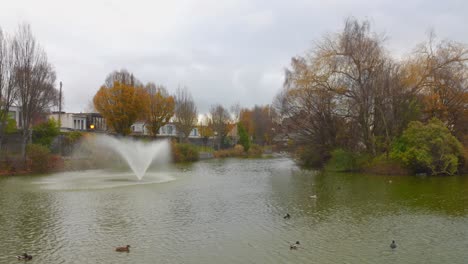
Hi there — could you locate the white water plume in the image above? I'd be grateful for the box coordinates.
[94,135,171,180]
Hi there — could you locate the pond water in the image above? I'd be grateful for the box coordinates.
[0,158,467,263]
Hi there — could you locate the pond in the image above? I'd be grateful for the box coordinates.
[0,157,467,263]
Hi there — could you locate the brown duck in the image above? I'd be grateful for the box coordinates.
[115,245,130,252]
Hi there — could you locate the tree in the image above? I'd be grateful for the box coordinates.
[93,81,149,135]
[0,27,17,152]
[403,33,468,140]
[32,118,59,149]
[391,118,463,175]
[198,114,213,147]
[210,104,231,149]
[145,83,175,136]
[238,122,250,152]
[174,87,197,142]
[104,69,142,88]
[13,24,58,158]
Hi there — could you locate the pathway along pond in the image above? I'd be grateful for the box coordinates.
[0,158,467,263]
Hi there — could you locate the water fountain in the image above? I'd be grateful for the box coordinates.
[33,134,174,190]
[94,135,171,180]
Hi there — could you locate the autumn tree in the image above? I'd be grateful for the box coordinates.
[210,104,231,149]
[276,17,467,170]
[198,114,213,147]
[240,105,276,145]
[13,24,58,157]
[403,33,468,140]
[174,87,197,142]
[145,82,175,136]
[93,81,149,135]
[104,69,142,88]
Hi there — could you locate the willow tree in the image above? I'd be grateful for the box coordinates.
[403,33,468,140]
[93,81,149,135]
[145,82,175,136]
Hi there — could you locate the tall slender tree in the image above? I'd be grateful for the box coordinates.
[145,82,175,136]
[174,87,197,142]
[13,24,58,157]
[0,27,17,153]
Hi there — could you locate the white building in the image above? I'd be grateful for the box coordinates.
[48,113,87,131]
[131,122,199,137]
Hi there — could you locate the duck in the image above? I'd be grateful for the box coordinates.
[115,245,130,252]
[390,240,397,249]
[16,253,33,260]
[283,213,291,219]
[290,241,300,250]
[309,195,317,199]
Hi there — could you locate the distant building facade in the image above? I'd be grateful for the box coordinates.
[130,121,199,138]
[48,112,107,132]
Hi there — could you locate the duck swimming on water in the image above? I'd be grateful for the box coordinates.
[16,253,32,260]
[284,213,291,219]
[390,240,397,249]
[290,241,300,250]
[115,245,130,252]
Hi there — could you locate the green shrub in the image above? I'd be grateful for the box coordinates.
[26,144,51,173]
[390,118,463,175]
[326,149,359,172]
[32,119,60,148]
[172,142,199,163]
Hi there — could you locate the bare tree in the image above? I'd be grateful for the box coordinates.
[13,24,58,157]
[174,87,197,142]
[0,27,17,153]
[210,104,231,149]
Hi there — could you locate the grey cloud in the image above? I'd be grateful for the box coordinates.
[1,0,467,114]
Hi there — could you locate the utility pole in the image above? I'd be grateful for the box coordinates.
[59,81,62,128]
[59,81,62,155]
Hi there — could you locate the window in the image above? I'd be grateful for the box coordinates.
[167,125,173,135]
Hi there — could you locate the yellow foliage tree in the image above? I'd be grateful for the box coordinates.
[145,83,175,136]
[93,81,150,135]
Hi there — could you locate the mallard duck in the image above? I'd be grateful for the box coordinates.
[390,240,397,249]
[290,241,300,250]
[284,213,291,219]
[16,253,32,260]
[115,245,130,252]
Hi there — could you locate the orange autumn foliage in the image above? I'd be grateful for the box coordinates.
[145,84,175,136]
[93,81,149,135]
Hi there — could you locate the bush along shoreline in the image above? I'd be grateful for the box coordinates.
[319,119,466,176]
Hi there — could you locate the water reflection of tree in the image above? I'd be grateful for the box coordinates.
[270,167,468,220]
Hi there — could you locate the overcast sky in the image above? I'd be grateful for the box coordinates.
[1,0,467,114]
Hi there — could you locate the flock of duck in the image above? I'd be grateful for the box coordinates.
[15,214,397,260]
[16,245,131,261]
[283,213,398,251]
